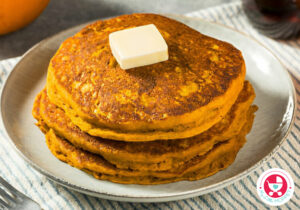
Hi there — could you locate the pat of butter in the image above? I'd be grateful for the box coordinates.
[109,24,168,69]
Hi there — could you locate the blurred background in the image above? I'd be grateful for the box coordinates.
[0,0,236,60]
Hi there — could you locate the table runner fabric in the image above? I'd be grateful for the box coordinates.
[0,2,299,209]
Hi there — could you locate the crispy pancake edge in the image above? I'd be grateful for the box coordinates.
[44,114,254,184]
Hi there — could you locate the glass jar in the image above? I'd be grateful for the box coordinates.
[242,0,300,39]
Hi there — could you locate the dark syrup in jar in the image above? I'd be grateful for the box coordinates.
[242,0,300,39]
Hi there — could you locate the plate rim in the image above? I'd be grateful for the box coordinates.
[0,14,296,202]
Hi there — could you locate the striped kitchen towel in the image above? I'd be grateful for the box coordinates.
[0,2,299,209]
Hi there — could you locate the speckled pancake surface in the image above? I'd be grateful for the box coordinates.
[33,81,256,171]
[47,13,246,141]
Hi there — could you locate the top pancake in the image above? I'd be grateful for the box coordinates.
[47,14,246,141]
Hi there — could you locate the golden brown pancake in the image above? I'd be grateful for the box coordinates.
[42,112,254,184]
[47,14,246,141]
[32,13,258,184]
[33,81,256,171]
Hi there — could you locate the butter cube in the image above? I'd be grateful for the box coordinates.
[109,24,168,70]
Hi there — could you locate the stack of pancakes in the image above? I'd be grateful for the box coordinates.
[32,14,257,184]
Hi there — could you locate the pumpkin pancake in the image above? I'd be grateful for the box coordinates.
[46,14,246,141]
[34,81,256,171]
[42,111,254,184]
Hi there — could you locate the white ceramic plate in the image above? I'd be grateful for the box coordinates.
[0,15,295,202]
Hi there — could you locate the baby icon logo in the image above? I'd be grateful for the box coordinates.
[265,175,286,197]
[257,168,294,206]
